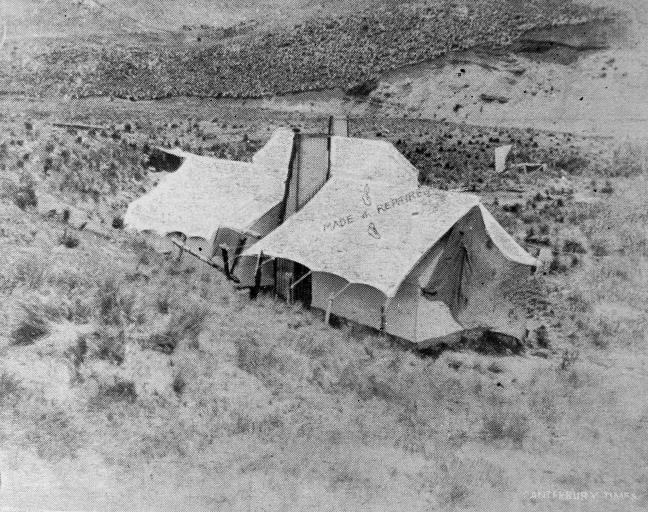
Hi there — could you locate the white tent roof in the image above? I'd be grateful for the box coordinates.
[329,136,419,184]
[124,129,294,239]
[244,177,537,297]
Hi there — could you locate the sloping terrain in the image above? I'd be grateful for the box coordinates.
[0,0,609,98]
[266,0,648,137]
[0,104,646,510]
[0,0,410,37]
[0,0,646,510]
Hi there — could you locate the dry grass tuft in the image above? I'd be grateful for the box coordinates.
[11,302,50,346]
[146,305,209,354]
[172,372,186,396]
[84,329,126,365]
[0,372,24,407]
[154,286,175,314]
[97,378,137,403]
[6,181,38,210]
[26,407,85,461]
[439,482,470,507]
[9,258,47,290]
[481,392,530,444]
[58,229,80,249]
[96,277,139,326]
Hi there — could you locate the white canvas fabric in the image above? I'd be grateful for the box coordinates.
[494,144,513,173]
[329,136,419,184]
[244,172,537,343]
[244,178,529,296]
[124,129,294,240]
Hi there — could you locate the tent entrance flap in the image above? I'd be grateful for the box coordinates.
[422,228,472,318]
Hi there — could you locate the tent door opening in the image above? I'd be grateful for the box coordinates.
[422,232,472,319]
[275,259,311,305]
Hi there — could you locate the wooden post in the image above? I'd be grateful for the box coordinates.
[290,270,312,291]
[220,244,230,280]
[250,252,263,300]
[413,298,418,344]
[325,294,334,325]
[176,234,187,262]
[287,274,294,305]
[324,283,351,325]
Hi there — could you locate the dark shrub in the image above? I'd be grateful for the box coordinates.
[59,230,80,248]
[11,303,50,345]
[11,183,38,210]
[99,378,137,403]
[563,239,586,254]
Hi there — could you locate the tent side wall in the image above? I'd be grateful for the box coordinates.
[311,272,385,330]
[231,203,285,287]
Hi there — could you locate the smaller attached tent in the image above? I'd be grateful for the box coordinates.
[124,129,295,285]
[243,174,538,346]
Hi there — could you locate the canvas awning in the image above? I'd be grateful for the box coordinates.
[243,178,537,297]
[124,129,294,240]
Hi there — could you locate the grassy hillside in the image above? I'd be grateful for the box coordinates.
[0,0,397,36]
[1,0,612,99]
[0,103,646,509]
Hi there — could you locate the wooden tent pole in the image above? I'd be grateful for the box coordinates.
[290,270,312,290]
[325,282,351,325]
[325,295,334,324]
[414,295,418,344]
[250,251,263,300]
[176,233,187,262]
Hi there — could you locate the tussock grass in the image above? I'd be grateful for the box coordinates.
[9,257,47,290]
[11,301,50,345]
[481,392,530,444]
[85,329,127,365]
[26,407,85,461]
[42,295,93,324]
[171,372,186,396]
[0,114,646,507]
[111,216,124,229]
[6,181,38,210]
[0,372,24,407]
[97,378,137,403]
[96,277,140,326]
[154,286,175,314]
[146,305,209,354]
[438,482,470,507]
[58,229,80,249]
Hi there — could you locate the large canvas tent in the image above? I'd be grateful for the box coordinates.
[125,120,538,345]
[243,148,538,345]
